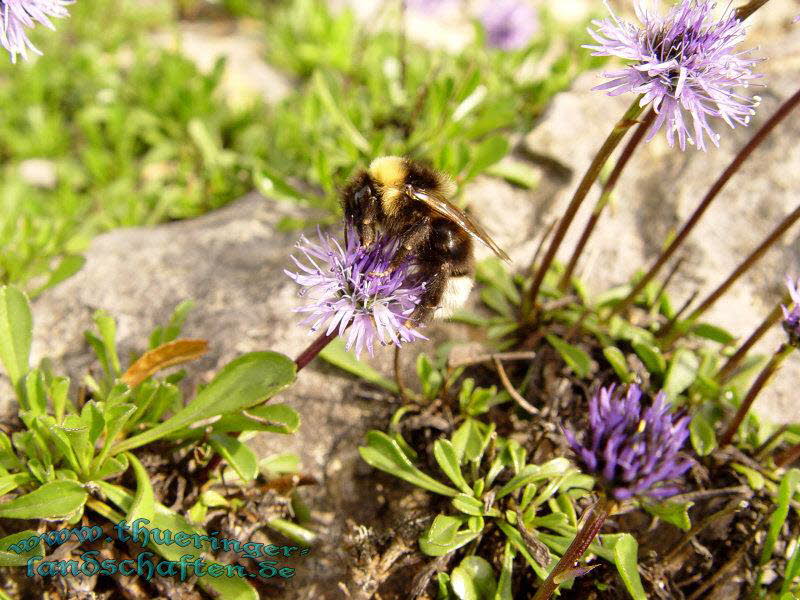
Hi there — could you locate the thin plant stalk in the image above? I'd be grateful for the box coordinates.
[531,497,614,600]
[661,203,800,345]
[295,330,338,371]
[611,86,800,318]
[735,0,772,20]
[719,342,794,447]
[716,301,784,383]
[774,438,800,468]
[558,108,656,291]
[526,97,645,314]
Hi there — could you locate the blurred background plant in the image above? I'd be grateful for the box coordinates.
[0,0,602,294]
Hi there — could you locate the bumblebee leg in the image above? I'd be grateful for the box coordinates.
[370,219,431,277]
[406,265,449,325]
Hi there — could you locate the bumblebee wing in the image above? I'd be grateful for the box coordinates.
[410,188,511,263]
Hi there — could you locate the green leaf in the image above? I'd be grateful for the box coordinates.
[208,434,259,482]
[452,494,491,517]
[434,440,473,495]
[494,543,516,600]
[113,352,296,454]
[546,335,591,378]
[150,300,196,348]
[451,555,497,600]
[632,342,666,376]
[485,158,540,189]
[0,480,86,520]
[209,404,301,435]
[93,454,129,480]
[731,463,765,490]
[689,413,717,457]
[318,337,398,393]
[312,71,370,152]
[0,286,33,387]
[125,452,155,525]
[359,431,459,497]
[259,453,301,477]
[781,536,800,595]
[603,347,632,383]
[30,255,86,298]
[419,514,482,557]
[663,349,699,400]
[691,323,736,345]
[475,258,520,305]
[643,501,693,532]
[761,469,800,565]
[466,136,510,180]
[613,534,647,600]
[0,530,45,567]
[451,418,494,463]
[495,521,549,579]
[93,310,121,376]
[266,517,316,546]
[0,472,29,496]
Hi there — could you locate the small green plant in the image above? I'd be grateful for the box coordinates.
[0,286,310,598]
[0,0,269,291]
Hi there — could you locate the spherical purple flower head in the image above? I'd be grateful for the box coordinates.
[585,0,761,151]
[285,225,428,358]
[564,384,693,501]
[480,0,539,51]
[1,0,74,63]
[781,276,800,347]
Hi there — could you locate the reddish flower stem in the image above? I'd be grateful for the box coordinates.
[719,342,794,447]
[735,0,772,20]
[716,301,784,384]
[558,108,656,291]
[532,497,614,600]
[774,439,800,468]
[611,86,800,319]
[526,98,645,315]
[294,329,338,371]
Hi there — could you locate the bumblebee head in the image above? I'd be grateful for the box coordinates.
[368,156,407,190]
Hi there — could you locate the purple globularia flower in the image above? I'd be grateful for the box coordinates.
[564,384,693,501]
[1,0,74,63]
[285,225,427,358]
[405,0,452,10]
[480,0,539,51]
[781,276,800,346]
[586,0,761,151]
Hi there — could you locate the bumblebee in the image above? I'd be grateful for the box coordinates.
[342,156,511,323]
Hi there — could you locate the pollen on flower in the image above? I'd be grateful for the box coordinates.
[564,383,693,501]
[285,224,428,358]
[1,0,74,62]
[585,0,761,151]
